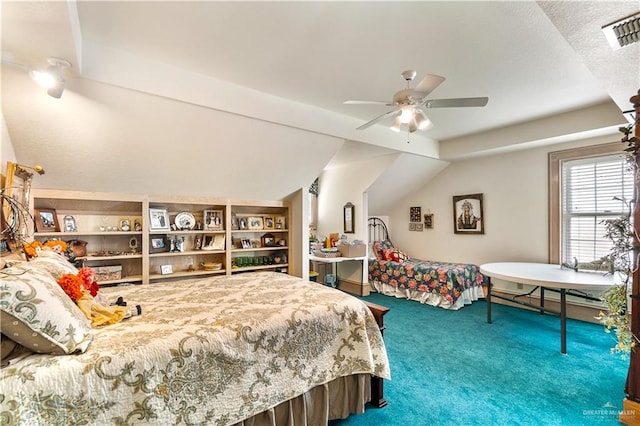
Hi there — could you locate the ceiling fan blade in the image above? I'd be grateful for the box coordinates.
[344,100,391,105]
[356,109,401,130]
[413,74,446,95]
[424,97,489,108]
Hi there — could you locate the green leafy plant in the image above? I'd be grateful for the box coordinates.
[596,118,640,356]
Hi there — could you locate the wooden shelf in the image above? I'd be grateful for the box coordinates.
[81,254,143,261]
[35,231,142,237]
[231,264,288,273]
[231,246,288,253]
[149,269,227,280]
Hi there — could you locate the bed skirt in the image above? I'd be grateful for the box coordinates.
[370,279,485,310]
[235,374,370,426]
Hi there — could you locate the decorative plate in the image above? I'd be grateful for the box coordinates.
[175,212,196,230]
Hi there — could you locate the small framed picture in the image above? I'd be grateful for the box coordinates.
[248,216,264,230]
[251,239,261,248]
[231,213,239,230]
[275,215,286,230]
[119,218,131,231]
[202,234,226,251]
[409,223,416,231]
[241,238,251,249]
[424,213,434,229]
[415,223,424,232]
[63,215,77,232]
[150,235,169,253]
[204,209,224,231]
[160,264,173,275]
[263,215,275,230]
[261,233,276,247]
[35,208,60,232]
[149,207,170,231]
[238,216,249,230]
[410,206,421,222]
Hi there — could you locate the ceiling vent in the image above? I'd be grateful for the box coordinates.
[602,11,640,50]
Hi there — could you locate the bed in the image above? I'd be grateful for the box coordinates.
[0,252,390,425]
[368,217,486,310]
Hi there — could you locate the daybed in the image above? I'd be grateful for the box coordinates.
[368,217,486,310]
[0,251,390,425]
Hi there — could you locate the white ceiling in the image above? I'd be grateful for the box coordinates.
[1,1,639,200]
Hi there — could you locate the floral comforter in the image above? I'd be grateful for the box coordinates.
[369,258,486,309]
[0,272,389,425]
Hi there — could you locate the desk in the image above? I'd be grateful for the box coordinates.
[309,255,367,293]
[480,262,616,354]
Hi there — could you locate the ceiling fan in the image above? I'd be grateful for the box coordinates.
[344,70,488,133]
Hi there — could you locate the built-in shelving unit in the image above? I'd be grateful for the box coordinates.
[31,189,290,285]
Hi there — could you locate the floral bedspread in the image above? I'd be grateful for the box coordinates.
[369,258,486,306]
[0,272,389,425]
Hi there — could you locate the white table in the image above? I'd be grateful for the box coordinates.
[309,255,367,291]
[480,262,617,354]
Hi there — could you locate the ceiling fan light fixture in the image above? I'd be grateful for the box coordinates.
[414,110,432,130]
[408,119,418,133]
[390,116,402,132]
[399,107,413,124]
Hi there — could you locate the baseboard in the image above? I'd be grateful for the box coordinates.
[337,279,370,297]
[620,398,640,425]
[490,289,603,324]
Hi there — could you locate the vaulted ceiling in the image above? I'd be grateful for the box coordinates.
[1,1,638,203]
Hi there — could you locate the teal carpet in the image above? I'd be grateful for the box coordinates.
[330,292,629,426]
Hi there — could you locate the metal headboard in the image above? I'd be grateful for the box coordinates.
[368,217,391,244]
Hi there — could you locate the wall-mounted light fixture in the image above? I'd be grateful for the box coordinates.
[29,57,72,98]
[14,163,45,175]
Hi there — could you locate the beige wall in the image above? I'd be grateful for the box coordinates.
[1,113,17,173]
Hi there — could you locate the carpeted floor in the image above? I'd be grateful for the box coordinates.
[330,292,629,426]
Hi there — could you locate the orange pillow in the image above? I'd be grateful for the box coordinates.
[383,248,409,263]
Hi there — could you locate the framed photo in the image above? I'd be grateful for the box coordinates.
[409,223,416,231]
[160,264,173,275]
[149,207,170,231]
[238,215,249,230]
[63,215,77,232]
[275,215,286,230]
[250,238,261,248]
[424,213,434,229]
[453,193,484,234]
[415,223,424,232]
[150,235,169,253]
[231,213,239,230]
[204,209,223,230]
[248,216,264,230]
[118,218,131,232]
[202,234,225,251]
[261,233,275,247]
[343,202,354,234]
[410,206,421,222]
[241,238,251,249]
[35,208,60,232]
[263,215,275,230]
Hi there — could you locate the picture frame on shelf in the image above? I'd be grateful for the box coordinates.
[118,218,131,232]
[241,238,251,249]
[63,215,77,232]
[160,264,173,275]
[261,233,276,247]
[202,234,225,251]
[248,216,264,230]
[149,207,170,231]
[231,213,239,230]
[204,209,224,231]
[453,193,484,234]
[275,215,286,230]
[238,215,248,230]
[34,208,60,232]
[150,235,169,253]
[251,239,261,248]
[263,215,275,230]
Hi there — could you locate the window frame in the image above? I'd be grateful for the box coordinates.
[548,141,626,264]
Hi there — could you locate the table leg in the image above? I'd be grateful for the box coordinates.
[486,277,492,324]
[561,289,567,354]
[540,287,545,315]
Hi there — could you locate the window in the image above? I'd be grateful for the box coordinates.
[549,142,632,264]
[561,155,633,264]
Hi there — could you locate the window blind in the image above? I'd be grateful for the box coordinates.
[561,154,633,264]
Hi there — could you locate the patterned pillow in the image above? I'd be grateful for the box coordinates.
[27,250,78,280]
[0,265,92,355]
[372,239,394,260]
[383,248,409,263]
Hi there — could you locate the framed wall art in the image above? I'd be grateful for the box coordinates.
[248,216,264,230]
[34,208,60,232]
[453,193,484,234]
[149,207,170,231]
[343,202,354,234]
[424,213,434,229]
[410,206,421,222]
[263,215,275,230]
